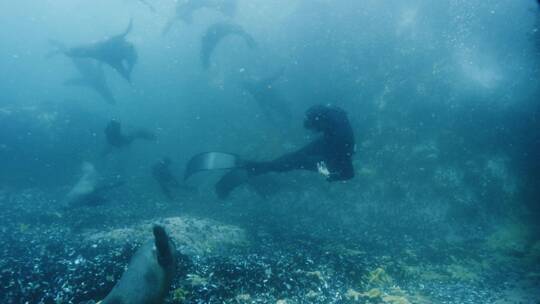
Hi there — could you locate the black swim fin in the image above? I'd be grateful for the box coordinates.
[153,225,173,267]
[184,152,240,180]
[215,168,249,199]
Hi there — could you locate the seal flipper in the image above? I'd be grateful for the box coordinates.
[108,60,132,83]
[138,0,157,13]
[153,225,173,267]
[119,19,133,38]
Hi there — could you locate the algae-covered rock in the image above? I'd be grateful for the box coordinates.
[446,263,480,282]
[363,288,383,299]
[345,288,384,302]
[172,287,188,302]
[186,274,208,286]
[366,267,393,286]
[344,286,427,304]
[305,270,325,281]
[382,287,418,304]
[235,293,251,302]
[344,289,363,301]
[82,216,248,256]
[305,290,319,299]
[382,294,411,304]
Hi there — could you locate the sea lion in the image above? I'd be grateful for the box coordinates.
[48,40,116,104]
[63,162,123,208]
[101,225,177,304]
[63,20,137,83]
[64,58,116,105]
[162,0,237,34]
[200,22,256,69]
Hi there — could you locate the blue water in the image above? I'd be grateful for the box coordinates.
[1,0,539,303]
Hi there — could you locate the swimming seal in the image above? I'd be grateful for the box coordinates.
[101,225,176,304]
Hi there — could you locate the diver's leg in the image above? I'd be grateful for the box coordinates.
[267,151,321,172]
[246,140,325,175]
[215,140,325,198]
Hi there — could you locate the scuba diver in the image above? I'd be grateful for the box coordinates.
[184,104,355,198]
[104,119,156,153]
[64,57,116,105]
[152,157,181,200]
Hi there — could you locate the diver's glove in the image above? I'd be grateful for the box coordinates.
[317,161,331,179]
[317,160,354,182]
[316,161,341,182]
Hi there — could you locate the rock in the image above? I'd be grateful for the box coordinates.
[382,294,411,304]
[345,289,362,301]
[235,293,251,301]
[186,274,208,286]
[81,216,248,256]
[366,267,393,285]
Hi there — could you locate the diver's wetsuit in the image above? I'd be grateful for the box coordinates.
[104,120,155,149]
[216,104,355,198]
[152,158,180,200]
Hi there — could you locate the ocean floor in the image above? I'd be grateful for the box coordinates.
[0,188,539,304]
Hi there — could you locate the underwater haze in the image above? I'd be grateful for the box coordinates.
[1,0,540,303]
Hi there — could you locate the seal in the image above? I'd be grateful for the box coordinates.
[200,22,256,69]
[101,225,177,304]
[63,20,137,83]
[63,162,123,208]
